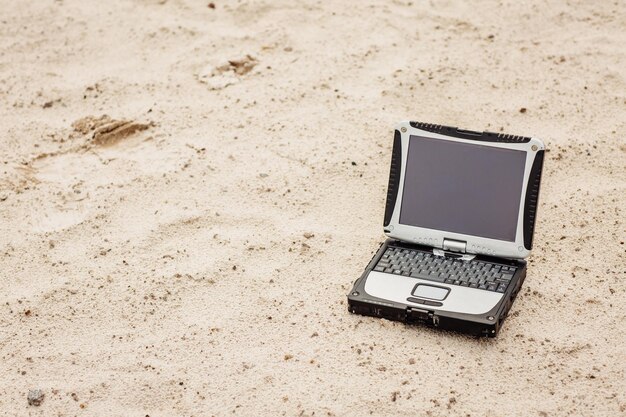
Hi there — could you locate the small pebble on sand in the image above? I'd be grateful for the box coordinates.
[27,389,44,406]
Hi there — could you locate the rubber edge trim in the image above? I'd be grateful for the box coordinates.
[383,130,402,227]
[409,121,531,143]
[523,150,544,250]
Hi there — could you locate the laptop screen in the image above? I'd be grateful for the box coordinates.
[399,135,526,242]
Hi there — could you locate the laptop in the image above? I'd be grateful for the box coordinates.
[348,121,545,337]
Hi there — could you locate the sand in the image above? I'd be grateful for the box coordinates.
[0,0,625,416]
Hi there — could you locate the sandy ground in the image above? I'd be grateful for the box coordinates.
[0,0,625,416]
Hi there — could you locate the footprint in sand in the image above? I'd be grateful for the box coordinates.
[196,54,258,90]
[18,115,156,233]
[35,114,160,187]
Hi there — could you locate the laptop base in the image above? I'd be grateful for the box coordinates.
[347,239,527,338]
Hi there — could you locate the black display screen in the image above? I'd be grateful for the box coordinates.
[399,135,526,242]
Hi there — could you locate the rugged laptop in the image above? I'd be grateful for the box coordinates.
[348,121,545,337]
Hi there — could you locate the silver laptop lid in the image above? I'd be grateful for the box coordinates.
[383,121,545,259]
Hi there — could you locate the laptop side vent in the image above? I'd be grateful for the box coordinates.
[523,150,545,250]
[409,121,531,143]
[383,130,402,227]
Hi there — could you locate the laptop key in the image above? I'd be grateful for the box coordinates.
[427,274,445,283]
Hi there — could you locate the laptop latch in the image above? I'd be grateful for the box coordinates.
[442,238,466,253]
[407,307,439,327]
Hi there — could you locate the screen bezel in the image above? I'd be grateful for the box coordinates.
[384,122,545,259]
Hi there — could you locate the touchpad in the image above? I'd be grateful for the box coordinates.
[412,284,450,301]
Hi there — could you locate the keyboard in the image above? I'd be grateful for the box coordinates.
[373,246,517,293]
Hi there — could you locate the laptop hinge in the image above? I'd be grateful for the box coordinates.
[442,238,466,253]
